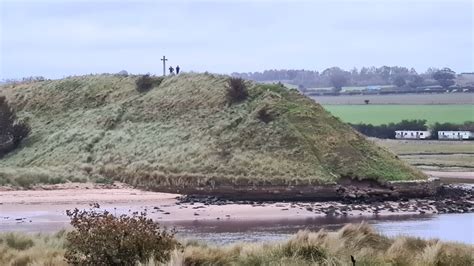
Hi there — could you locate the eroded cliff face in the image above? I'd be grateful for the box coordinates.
[142,178,440,201]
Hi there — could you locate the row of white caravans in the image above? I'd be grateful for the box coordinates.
[395,130,474,140]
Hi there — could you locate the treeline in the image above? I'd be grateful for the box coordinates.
[233,66,461,91]
[351,120,474,139]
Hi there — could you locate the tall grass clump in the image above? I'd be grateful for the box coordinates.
[0,223,473,265]
[0,231,66,266]
[64,204,179,265]
[1,233,34,251]
[226,77,248,103]
[0,96,30,157]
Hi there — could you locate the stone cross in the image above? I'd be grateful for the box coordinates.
[161,56,168,76]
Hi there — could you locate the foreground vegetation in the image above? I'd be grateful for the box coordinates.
[324,105,474,125]
[0,73,424,190]
[1,223,472,265]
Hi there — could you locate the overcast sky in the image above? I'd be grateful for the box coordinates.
[1,0,473,79]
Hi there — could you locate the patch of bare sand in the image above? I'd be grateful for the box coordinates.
[0,182,179,205]
[0,182,428,234]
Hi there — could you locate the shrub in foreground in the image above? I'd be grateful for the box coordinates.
[65,203,178,265]
[0,96,30,157]
[227,77,248,103]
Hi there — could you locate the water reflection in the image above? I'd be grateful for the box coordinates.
[164,214,474,245]
[2,209,472,245]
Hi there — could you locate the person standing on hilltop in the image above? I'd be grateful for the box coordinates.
[169,66,174,75]
[176,65,180,74]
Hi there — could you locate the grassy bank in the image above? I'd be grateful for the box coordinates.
[0,74,424,191]
[312,93,474,105]
[324,105,474,125]
[1,223,472,265]
[374,139,474,171]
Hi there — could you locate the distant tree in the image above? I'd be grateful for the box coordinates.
[364,99,370,105]
[351,119,427,139]
[407,75,424,89]
[396,119,427,130]
[432,68,456,88]
[431,122,459,132]
[425,67,439,76]
[460,121,474,131]
[322,67,350,92]
[377,66,391,83]
[393,76,406,87]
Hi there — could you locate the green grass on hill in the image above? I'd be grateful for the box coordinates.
[323,104,474,125]
[0,74,424,189]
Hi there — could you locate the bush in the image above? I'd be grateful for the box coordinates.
[135,74,163,93]
[0,96,30,157]
[256,106,275,123]
[65,204,178,265]
[227,77,248,103]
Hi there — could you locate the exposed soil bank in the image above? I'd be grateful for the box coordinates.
[177,184,473,216]
[148,178,441,201]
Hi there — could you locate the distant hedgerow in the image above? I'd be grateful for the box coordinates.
[227,77,248,103]
[135,74,164,93]
[0,96,30,157]
[65,203,179,265]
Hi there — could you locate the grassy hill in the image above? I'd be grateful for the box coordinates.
[0,73,425,189]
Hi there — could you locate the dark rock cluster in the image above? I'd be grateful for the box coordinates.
[176,184,473,216]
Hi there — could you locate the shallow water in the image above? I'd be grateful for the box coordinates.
[169,213,474,245]
[1,203,473,245]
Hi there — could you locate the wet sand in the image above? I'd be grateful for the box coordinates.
[1,180,472,235]
[1,182,428,233]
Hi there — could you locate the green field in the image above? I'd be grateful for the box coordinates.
[324,104,473,125]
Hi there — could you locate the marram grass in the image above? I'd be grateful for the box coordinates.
[0,73,425,189]
[0,224,472,266]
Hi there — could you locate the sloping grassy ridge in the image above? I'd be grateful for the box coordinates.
[0,73,425,189]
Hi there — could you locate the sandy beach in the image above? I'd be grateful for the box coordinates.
[2,180,472,234]
[0,182,428,233]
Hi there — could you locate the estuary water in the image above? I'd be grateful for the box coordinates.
[2,207,472,245]
[170,213,474,245]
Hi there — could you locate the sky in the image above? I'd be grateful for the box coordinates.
[0,0,473,79]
